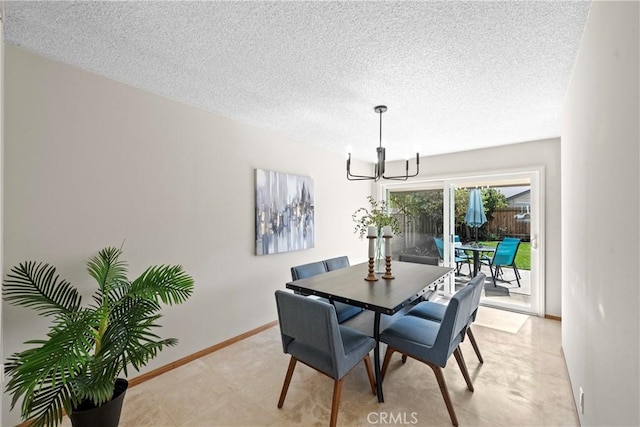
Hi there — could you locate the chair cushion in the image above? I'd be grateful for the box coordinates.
[407,301,447,322]
[380,315,440,355]
[287,341,334,376]
[334,302,364,323]
[338,325,376,377]
[338,325,376,378]
[287,326,374,379]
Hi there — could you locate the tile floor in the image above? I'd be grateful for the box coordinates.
[61,307,579,426]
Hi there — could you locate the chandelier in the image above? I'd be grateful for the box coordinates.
[346,105,420,181]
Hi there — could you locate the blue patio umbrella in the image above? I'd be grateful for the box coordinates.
[465,188,487,243]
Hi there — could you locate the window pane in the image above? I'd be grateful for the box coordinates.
[389,189,444,261]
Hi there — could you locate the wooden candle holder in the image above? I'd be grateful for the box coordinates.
[382,255,395,279]
[365,257,378,281]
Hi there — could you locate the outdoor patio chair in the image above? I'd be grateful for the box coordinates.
[275,290,376,427]
[379,277,477,426]
[482,238,521,287]
[406,273,486,363]
[434,237,471,276]
[290,261,363,323]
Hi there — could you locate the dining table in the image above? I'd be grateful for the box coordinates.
[458,244,496,277]
[285,260,453,402]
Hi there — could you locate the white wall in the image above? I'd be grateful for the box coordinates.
[562,1,639,425]
[386,138,562,316]
[2,46,371,426]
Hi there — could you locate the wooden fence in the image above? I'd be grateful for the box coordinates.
[393,207,530,248]
[486,208,530,240]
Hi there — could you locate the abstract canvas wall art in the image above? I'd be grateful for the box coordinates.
[255,169,314,255]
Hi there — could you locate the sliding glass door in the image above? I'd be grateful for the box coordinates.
[382,167,544,316]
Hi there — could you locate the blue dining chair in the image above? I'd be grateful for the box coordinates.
[379,278,477,426]
[290,261,363,323]
[275,290,376,427]
[484,238,521,287]
[323,256,350,271]
[406,273,486,363]
[290,261,327,280]
[434,237,471,276]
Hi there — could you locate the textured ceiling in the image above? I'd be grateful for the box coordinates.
[3,1,591,161]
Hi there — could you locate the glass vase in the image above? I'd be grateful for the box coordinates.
[374,230,385,273]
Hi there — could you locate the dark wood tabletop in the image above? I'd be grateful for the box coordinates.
[285,261,453,315]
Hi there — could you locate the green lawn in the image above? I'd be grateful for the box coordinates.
[479,241,531,270]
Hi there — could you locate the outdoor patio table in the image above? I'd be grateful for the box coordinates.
[286,261,453,403]
[458,244,496,277]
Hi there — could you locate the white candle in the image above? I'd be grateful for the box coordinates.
[383,226,393,237]
[367,225,377,237]
[368,236,375,258]
[385,236,392,257]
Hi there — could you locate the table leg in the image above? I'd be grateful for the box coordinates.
[473,251,480,277]
[374,311,384,402]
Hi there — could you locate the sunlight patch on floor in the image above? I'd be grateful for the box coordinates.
[474,306,529,333]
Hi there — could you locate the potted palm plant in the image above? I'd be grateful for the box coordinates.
[3,246,195,427]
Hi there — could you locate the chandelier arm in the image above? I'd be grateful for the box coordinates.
[382,154,420,180]
[347,153,380,180]
[347,172,377,181]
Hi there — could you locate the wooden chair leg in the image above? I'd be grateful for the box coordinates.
[330,378,344,427]
[467,327,484,363]
[380,346,396,382]
[428,363,459,427]
[363,354,376,395]
[277,356,297,408]
[453,347,474,392]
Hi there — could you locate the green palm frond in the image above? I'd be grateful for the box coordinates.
[72,365,120,406]
[3,246,194,427]
[129,265,194,305]
[102,297,170,375]
[3,262,82,316]
[87,247,128,296]
[17,374,74,427]
[5,311,96,426]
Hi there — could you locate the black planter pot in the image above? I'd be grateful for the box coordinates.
[70,378,128,427]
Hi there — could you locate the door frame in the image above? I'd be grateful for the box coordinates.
[378,165,545,317]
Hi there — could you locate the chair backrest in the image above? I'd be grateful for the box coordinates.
[467,272,486,323]
[492,238,520,266]
[433,237,444,259]
[431,277,478,366]
[502,237,520,244]
[323,256,350,271]
[398,254,439,265]
[291,261,327,281]
[275,290,344,378]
